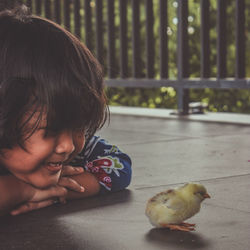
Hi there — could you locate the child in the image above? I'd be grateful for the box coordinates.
[0,5,132,216]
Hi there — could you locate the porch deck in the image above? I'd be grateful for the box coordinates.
[1,108,250,250]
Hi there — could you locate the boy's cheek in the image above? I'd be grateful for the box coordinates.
[66,145,85,165]
[67,147,84,164]
[70,133,85,158]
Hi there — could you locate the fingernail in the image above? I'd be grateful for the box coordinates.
[76,167,83,172]
[80,186,85,192]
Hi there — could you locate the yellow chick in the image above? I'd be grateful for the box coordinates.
[145,183,210,231]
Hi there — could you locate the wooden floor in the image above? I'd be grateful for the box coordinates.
[1,112,250,250]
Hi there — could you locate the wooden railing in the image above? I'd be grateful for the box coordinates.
[1,0,249,114]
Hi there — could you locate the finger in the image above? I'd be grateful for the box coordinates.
[11,199,55,216]
[31,186,67,202]
[61,165,84,176]
[58,197,67,204]
[52,197,66,205]
[58,177,85,193]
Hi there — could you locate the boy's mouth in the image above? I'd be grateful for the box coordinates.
[45,162,63,173]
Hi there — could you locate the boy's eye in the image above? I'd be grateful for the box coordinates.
[37,126,85,138]
[47,128,63,137]
[45,130,57,137]
[38,127,58,137]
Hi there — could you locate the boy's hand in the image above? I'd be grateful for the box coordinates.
[57,166,85,203]
[10,185,67,215]
[59,165,85,192]
[10,166,85,215]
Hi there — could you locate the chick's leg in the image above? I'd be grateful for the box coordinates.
[160,223,195,232]
[180,222,196,227]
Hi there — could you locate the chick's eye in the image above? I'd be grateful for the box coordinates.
[195,192,203,196]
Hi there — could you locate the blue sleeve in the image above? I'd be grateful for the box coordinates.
[70,136,132,194]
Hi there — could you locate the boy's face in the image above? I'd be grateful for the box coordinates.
[0,112,85,188]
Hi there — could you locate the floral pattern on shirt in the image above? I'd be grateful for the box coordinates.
[85,156,124,191]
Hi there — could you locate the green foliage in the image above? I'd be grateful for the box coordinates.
[106,87,250,114]
[106,87,177,109]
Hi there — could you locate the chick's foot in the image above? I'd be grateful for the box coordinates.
[180,222,196,227]
[160,223,196,232]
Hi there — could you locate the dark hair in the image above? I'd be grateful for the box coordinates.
[0,5,108,149]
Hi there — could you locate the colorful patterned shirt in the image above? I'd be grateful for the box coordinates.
[70,136,132,194]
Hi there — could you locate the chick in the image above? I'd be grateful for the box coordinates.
[145,183,210,231]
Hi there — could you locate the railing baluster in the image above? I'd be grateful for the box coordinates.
[201,0,210,78]
[35,0,42,15]
[107,0,116,78]
[26,0,32,9]
[177,0,189,79]
[64,0,70,31]
[146,0,154,78]
[236,0,245,78]
[74,0,81,38]
[177,0,189,114]
[95,0,104,65]
[54,0,61,24]
[45,0,51,19]
[159,0,168,79]
[119,0,128,78]
[132,0,141,78]
[84,0,92,50]
[217,0,227,78]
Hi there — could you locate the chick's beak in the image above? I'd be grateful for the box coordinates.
[203,193,211,199]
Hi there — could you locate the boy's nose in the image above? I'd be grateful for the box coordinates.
[55,130,75,155]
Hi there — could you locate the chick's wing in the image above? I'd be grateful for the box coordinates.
[164,193,187,212]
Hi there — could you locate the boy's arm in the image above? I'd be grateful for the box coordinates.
[68,136,132,198]
[65,171,100,200]
[1,166,85,216]
[0,175,33,215]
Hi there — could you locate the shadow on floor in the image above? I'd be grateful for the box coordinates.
[0,190,133,250]
[145,228,211,249]
[0,189,133,222]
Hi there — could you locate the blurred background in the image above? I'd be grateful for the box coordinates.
[1,0,249,114]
